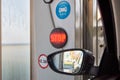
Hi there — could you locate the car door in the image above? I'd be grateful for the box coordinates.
[93,0,120,79]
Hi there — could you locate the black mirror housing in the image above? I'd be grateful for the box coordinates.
[47,49,94,75]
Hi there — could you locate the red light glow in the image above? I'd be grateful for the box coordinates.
[50,28,68,48]
[50,32,66,44]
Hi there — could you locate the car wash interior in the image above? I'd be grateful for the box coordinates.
[0,0,120,80]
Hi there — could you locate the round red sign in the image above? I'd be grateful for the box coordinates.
[50,28,68,48]
[38,54,48,69]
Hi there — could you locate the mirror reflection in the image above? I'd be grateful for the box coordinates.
[53,50,83,73]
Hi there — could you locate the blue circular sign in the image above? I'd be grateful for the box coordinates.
[56,1,71,19]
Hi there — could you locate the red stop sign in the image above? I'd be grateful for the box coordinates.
[50,28,68,48]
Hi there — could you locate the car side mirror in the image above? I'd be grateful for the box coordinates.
[47,49,94,75]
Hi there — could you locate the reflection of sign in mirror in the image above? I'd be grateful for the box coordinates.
[50,50,83,73]
[47,49,94,75]
[38,54,48,69]
[50,28,68,48]
[63,51,83,73]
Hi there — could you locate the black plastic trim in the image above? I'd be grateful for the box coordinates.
[47,48,94,75]
[97,0,119,76]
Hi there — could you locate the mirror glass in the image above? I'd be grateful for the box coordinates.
[53,50,83,73]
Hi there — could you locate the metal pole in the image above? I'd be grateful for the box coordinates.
[30,0,33,80]
[0,0,2,79]
[96,2,98,66]
[75,0,83,80]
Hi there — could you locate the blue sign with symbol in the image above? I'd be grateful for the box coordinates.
[56,1,71,19]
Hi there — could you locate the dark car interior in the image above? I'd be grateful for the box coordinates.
[93,0,120,79]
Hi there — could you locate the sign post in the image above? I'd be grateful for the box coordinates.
[32,0,75,80]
